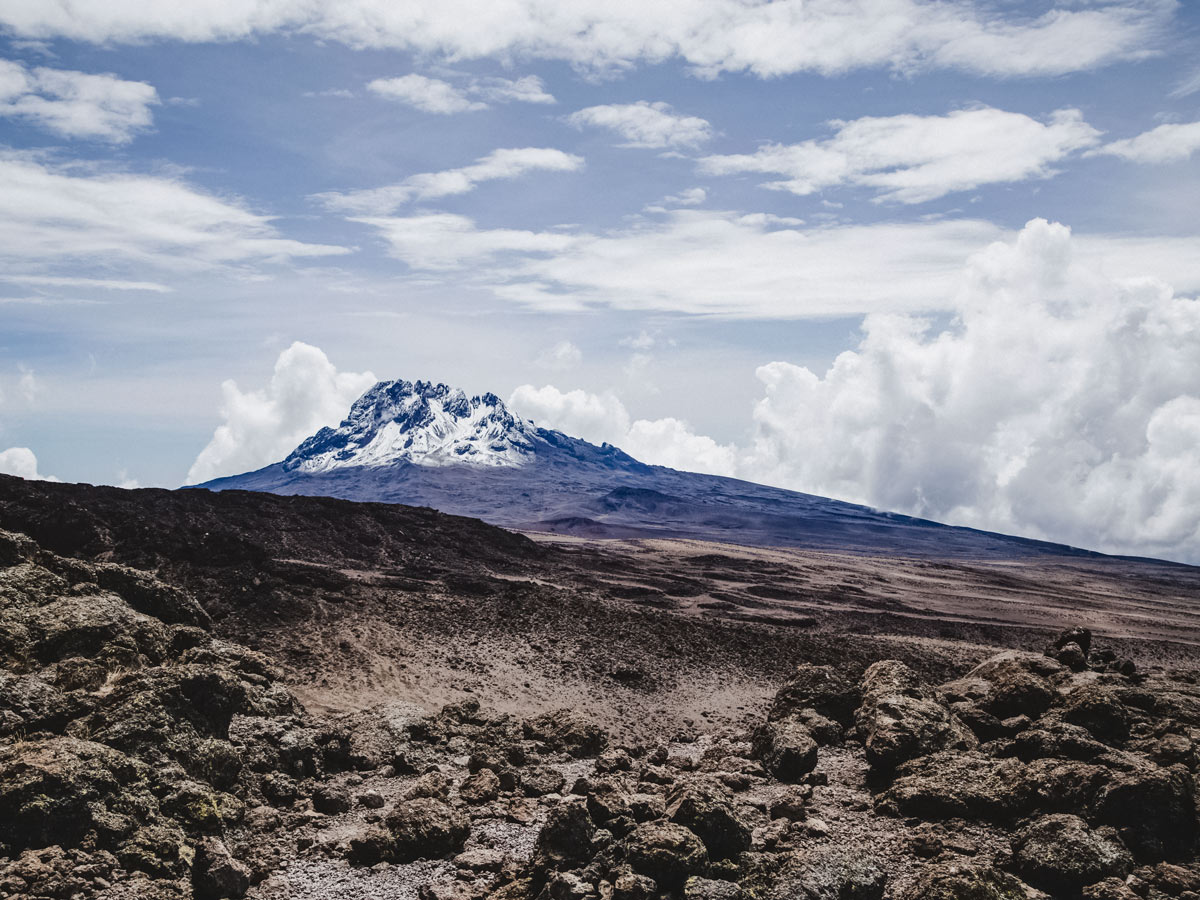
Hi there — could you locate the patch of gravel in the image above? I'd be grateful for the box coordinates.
[252,857,452,900]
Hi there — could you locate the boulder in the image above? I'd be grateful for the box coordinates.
[192,838,249,900]
[625,821,709,888]
[522,765,566,797]
[666,780,752,860]
[1011,814,1133,895]
[535,799,595,870]
[460,768,500,804]
[1060,685,1131,743]
[882,752,1028,822]
[523,710,607,757]
[940,652,1059,721]
[1093,764,1196,861]
[856,661,977,772]
[768,664,862,727]
[312,783,351,814]
[751,717,818,781]
[769,847,886,900]
[901,863,1045,900]
[384,798,470,862]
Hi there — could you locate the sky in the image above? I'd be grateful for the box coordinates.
[0,1,1198,562]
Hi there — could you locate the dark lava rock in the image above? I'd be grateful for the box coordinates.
[522,765,567,797]
[1060,685,1132,743]
[613,871,658,900]
[1055,627,1093,656]
[769,846,886,900]
[1011,814,1132,895]
[524,710,607,757]
[666,780,752,860]
[767,785,812,820]
[1055,643,1090,672]
[535,799,596,870]
[312,783,352,814]
[901,863,1041,900]
[940,652,1060,721]
[625,821,709,888]
[460,767,500,804]
[769,664,862,727]
[856,661,977,772]
[192,837,250,900]
[384,798,470,862]
[1093,764,1197,862]
[685,876,745,900]
[751,717,818,781]
[0,735,150,852]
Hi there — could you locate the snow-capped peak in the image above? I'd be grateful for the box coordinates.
[283,380,540,473]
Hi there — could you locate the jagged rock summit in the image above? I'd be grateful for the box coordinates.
[285,380,539,472]
[282,379,642,474]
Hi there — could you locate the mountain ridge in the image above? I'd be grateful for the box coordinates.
[199,377,1144,563]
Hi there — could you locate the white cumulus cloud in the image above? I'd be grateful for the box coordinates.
[0,57,158,142]
[0,447,58,481]
[513,219,1200,562]
[1091,121,1200,164]
[508,384,737,476]
[186,342,377,484]
[367,74,486,114]
[567,101,712,149]
[699,107,1101,203]
[316,147,584,215]
[0,1,1169,79]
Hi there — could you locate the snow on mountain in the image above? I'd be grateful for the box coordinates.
[283,380,540,473]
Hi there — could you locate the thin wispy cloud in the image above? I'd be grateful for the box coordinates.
[699,107,1101,203]
[0,155,348,270]
[315,147,584,215]
[1090,121,1200,164]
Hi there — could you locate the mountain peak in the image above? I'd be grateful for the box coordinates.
[282,379,538,473]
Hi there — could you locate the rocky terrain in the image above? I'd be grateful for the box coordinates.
[2,475,1200,899]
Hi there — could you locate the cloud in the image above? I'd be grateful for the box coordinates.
[0,154,349,271]
[186,341,377,484]
[513,219,1200,562]
[367,74,486,114]
[0,447,58,481]
[472,75,555,105]
[0,274,172,292]
[567,101,712,149]
[315,147,584,215]
[350,212,576,270]
[739,219,1200,562]
[535,340,582,371]
[508,384,737,475]
[0,1,1168,79]
[0,57,158,142]
[508,384,631,446]
[664,187,706,206]
[16,367,36,405]
[348,206,1200,319]
[1090,121,1200,164]
[1171,68,1200,99]
[699,107,1101,203]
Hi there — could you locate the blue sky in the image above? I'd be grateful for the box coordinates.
[1,1,1199,560]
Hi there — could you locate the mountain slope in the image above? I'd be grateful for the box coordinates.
[198,379,1120,561]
